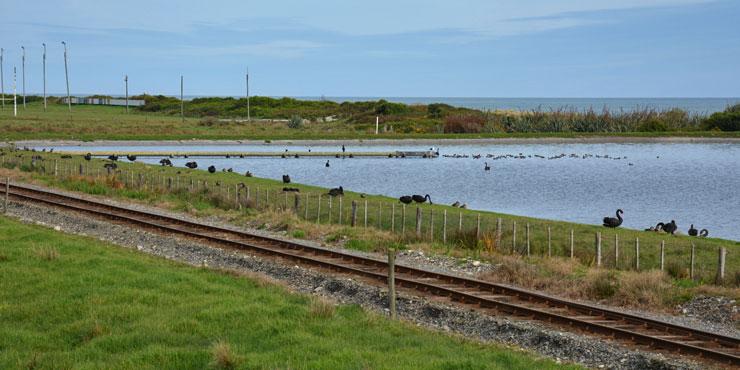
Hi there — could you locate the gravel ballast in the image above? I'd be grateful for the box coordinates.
[2,199,714,369]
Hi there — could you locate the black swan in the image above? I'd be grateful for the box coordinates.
[660,220,678,234]
[325,160,330,168]
[245,171,253,177]
[282,175,291,184]
[159,158,173,166]
[327,186,344,197]
[484,162,490,171]
[126,155,137,162]
[700,229,709,237]
[108,154,118,161]
[412,194,432,204]
[283,187,300,192]
[84,153,92,161]
[399,196,413,204]
[208,165,216,173]
[602,209,623,228]
[185,161,198,169]
[688,224,698,236]
[451,201,461,207]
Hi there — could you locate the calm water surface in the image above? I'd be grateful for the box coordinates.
[43,142,740,240]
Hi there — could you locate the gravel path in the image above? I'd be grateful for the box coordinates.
[4,199,711,370]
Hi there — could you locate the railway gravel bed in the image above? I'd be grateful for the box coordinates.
[4,200,708,369]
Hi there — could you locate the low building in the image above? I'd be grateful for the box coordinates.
[61,97,146,107]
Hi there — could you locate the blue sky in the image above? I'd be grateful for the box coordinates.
[1,0,738,97]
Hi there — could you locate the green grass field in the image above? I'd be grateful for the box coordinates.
[0,216,575,370]
[1,102,737,141]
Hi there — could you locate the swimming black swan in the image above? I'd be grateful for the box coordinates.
[602,209,623,228]
[700,229,709,237]
[399,195,413,204]
[126,155,137,162]
[159,158,173,166]
[659,220,678,234]
[185,161,198,169]
[325,160,330,168]
[688,224,698,236]
[84,153,92,161]
[327,186,344,197]
[108,154,118,161]
[208,165,216,173]
[484,162,491,171]
[412,194,432,204]
[282,175,291,184]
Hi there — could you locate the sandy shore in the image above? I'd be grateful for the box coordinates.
[6,136,740,147]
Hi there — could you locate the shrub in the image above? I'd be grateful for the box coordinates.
[443,114,486,133]
[637,118,668,132]
[374,100,409,115]
[288,115,303,129]
[586,270,619,299]
[199,116,218,126]
[210,340,240,369]
[308,298,336,319]
[701,110,740,131]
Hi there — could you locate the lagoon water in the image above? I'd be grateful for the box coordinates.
[42,142,740,241]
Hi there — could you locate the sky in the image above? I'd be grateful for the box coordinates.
[0,0,738,97]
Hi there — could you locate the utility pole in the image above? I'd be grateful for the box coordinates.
[180,75,184,122]
[1,48,4,111]
[246,68,250,121]
[124,75,128,113]
[62,41,71,112]
[13,66,17,117]
[42,43,47,111]
[21,46,25,109]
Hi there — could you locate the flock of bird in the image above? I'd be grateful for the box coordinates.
[443,152,636,168]
[602,209,709,237]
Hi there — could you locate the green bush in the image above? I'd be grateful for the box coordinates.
[701,110,740,131]
[637,118,668,132]
[288,115,303,129]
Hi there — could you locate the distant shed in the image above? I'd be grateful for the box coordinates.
[61,97,146,107]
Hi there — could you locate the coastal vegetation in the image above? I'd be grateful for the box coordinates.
[0,216,570,369]
[1,150,737,315]
[0,97,738,141]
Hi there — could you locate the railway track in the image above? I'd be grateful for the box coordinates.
[3,181,739,367]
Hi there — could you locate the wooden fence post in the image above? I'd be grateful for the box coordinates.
[635,237,640,271]
[596,232,602,267]
[316,194,322,223]
[496,218,502,247]
[351,200,358,227]
[3,177,8,214]
[570,229,574,259]
[338,197,343,224]
[415,207,422,238]
[512,221,517,254]
[458,212,462,233]
[717,247,726,284]
[429,209,434,241]
[294,193,300,213]
[660,240,665,271]
[388,248,397,320]
[615,234,619,268]
[690,242,696,280]
[547,227,552,257]
[391,203,395,232]
[364,200,368,228]
[476,214,481,241]
[378,203,382,229]
[525,223,530,257]
[401,204,406,234]
[442,210,447,244]
[305,193,309,219]
[328,196,332,222]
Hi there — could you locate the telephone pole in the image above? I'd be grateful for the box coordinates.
[124,75,129,113]
[180,75,184,122]
[246,68,250,121]
[42,43,47,111]
[13,66,17,117]
[62,41,71,112]
[1,48,4,111]
[21,46,25,109]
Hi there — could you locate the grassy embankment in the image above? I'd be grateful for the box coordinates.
[1,150,738,314]
[0,216,574,369]
[0,100,738,141]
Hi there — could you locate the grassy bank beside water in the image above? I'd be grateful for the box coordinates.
[1,149,738,315]
[1,101,738,141]
[0,216,572,369]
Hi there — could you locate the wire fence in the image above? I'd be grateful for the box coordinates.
[1,151,735,285]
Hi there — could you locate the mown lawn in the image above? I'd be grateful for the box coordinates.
[0,216,576,369]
